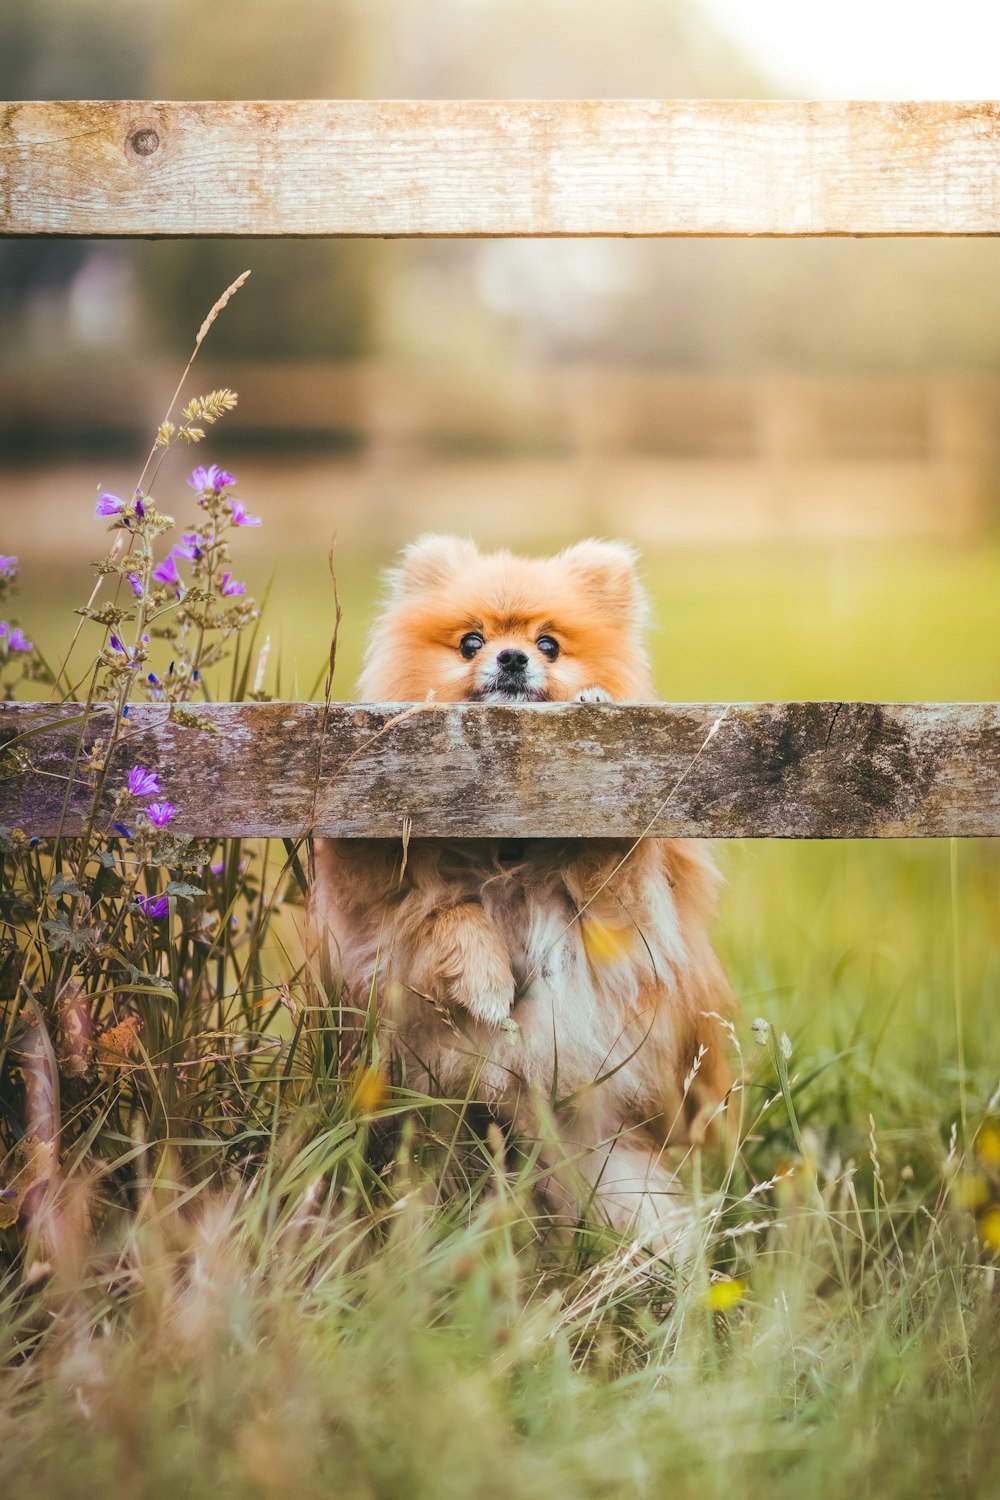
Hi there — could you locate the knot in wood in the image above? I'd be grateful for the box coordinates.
[127,127,160,158]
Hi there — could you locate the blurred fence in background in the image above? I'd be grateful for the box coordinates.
[4,361,997,549]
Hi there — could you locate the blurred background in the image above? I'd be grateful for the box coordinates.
[2,0,1000,708]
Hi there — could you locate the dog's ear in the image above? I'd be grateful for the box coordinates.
[389,534,480,597]
[558,539,646,620]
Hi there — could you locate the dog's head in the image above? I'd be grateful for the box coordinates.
[358,535,656,703]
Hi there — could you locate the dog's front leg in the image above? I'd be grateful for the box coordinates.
[537,1122,695,1261]
[580,1137,694,1259]
[413,901,516,1030]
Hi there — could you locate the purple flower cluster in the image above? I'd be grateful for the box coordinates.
[109,632,149,660]
[187,464,236,496]
[0,621,32,652]
[127,765,160,797]
[95,491,145,520]
[152,554,181,587]
[124,764,177,838]
[230,500,261,527]
[152,531,205,589]
[151,541,246,600]
[134,893,169,919]
[0,554,18,582]
[122,766,176,919]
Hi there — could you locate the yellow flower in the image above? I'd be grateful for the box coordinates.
[582,918,631,967]
[351,1065,386,1115]
[976,1123,1000,1166]
[951,1173,991,1210]
[703,1279,747,1311]
[979,1207,1000,1252]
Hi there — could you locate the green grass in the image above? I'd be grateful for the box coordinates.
[3,534,1000,1497]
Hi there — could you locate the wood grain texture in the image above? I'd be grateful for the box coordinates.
[1,701,998,840]
[2,99,1000,238]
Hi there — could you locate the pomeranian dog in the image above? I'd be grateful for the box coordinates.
[313,535,736,1252]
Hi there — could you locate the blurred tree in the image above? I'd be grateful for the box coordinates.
[138,0,373,359]
[0,0,153,352]
[0,0,374,362]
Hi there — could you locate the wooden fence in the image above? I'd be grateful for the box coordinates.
[3,100,1000,238]
[1,701,998,840]
[2,98,999,838]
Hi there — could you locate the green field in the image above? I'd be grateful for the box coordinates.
[3,532,1000,1497]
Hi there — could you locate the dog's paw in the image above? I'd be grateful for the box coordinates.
[575,686,612,704]
[451,958,516,1030]
[464,977,517,1030]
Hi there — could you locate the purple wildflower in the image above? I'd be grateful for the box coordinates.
[146,801,176,828]
[210,859,225,877]
[229,500,261,527]
[134,496,145,519]
[0,555,17,579]
[219,572,245,597]
[6,626,31,652]
[134,893,169,919]
[109,633,126,654]
[152,555,180,587]
[188,466,210,491]
[170,539,198,562]
[181,530,204,558]
[127,572,143,597]
[112,821,133,839]
[187,464,236,495]
[127,765,161,797]
[96,493,123,517]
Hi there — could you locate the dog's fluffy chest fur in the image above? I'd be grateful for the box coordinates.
[313,835,710,1128]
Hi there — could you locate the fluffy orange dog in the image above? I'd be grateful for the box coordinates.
[313,535,735,1250]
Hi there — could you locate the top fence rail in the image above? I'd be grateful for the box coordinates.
[2,99,1000,239]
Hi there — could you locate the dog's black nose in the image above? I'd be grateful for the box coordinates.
[496,648,529,672]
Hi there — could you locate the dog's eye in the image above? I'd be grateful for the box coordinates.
[459,632,485,659]
[536,636,560,661]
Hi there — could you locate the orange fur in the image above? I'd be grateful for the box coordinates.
[313,535,737,1254]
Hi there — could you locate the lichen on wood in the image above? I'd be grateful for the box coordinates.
[1,700,997,840]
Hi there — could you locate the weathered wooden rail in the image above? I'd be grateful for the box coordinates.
[3,96,998,841]
[1,701,998,840]
[3,99,1000,238]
